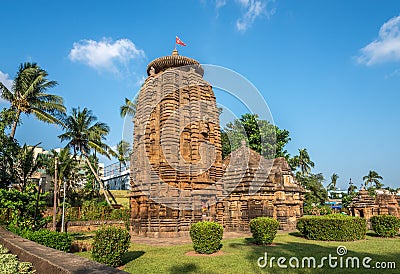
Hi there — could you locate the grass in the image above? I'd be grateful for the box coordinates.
[109,190,130,208]
[76,232,400,273]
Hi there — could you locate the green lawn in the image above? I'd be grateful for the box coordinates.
[109,190,130,208]
[77,232,400,274]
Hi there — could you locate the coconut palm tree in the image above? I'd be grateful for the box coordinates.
[0,63,66,138]
[120,97,137,119]
[58,107,116,205]
[291,148,314,176]
[116,140,131,172]
[327,173,339,191]
[37,148,77,200]
[15,144,41,192]
[363,170,383,189]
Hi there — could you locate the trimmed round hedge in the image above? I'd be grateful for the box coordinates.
[371,215,400,237]
[91,226,131,267]
[189,221,223,254]
[296,213,367,241]
[249,217,279,245]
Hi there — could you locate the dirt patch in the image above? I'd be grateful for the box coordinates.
[185,250,225,257]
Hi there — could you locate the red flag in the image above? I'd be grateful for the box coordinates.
[175,36,187,46]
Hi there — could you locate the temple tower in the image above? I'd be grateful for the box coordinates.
[130,49,223,237]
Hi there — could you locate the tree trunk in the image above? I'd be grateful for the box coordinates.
[81,151,111,205]
[9,110,21,139]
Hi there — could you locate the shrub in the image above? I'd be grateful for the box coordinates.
[249,217,279,245]
[304,204,333,216]
[189,221,223,254]
[7,226,73,252]
[24,229,73,252]
[296,214,367,241]
[91,226,131,267]
[371,215,400,237]
[0,244,34,274]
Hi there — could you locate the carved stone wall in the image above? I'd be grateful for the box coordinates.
[350,189,400,220]
[130,50,223,237]
[217,144,304,231]
[130,50,304,237]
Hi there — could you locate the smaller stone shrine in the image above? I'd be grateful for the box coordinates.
[349,189,400,219]
[216,142,305,231]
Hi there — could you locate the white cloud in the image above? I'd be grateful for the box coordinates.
[215,0,227,9]
[0,71,13,91]
[68,38,145,73]
[357,15,400,65]
[236,0,275,32]
[385,68,400,79]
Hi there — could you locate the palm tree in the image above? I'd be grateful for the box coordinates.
[116,140,131,172]
[15,144,41,192]
[363,170,383,189]
[0,63,66,138]
[120,97,137,119]
[327,173,339,191]
[292,148,314,176]
[58,107,116,205]
[37,148,77,201]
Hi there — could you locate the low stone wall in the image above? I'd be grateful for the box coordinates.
[66,220,125,233]
[0,227,127,274]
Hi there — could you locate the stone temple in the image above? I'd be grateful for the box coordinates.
[129,49,304,237]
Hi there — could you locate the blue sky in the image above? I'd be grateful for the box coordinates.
[1,0,400,190]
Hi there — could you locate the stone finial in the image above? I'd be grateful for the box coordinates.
[172,48,179,56]
[149,66,155,76]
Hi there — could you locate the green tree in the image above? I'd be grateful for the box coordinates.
[37,147,78,204]
[120,97,137,119]
[348,184,357,195]
[342,183,358,209]
[0,109,20,189]
[58,107,115,205]
[327,173,339,191]
[115,140,131,172]
[15,144,41,192]
[221,113,290,159]
[363,170,383,189]
[0,184,48,230]
[290,148,314,176]
[0,63,66,138]
[296,173,327,206]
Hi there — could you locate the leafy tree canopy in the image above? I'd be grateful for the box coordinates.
[221,113,290,159]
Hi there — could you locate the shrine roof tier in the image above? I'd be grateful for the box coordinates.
[146,48,204,76]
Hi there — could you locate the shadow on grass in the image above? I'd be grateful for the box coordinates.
[229,237,283,249]
[169,263,198,274]
[288,231,303,238]
[121,251,145,265]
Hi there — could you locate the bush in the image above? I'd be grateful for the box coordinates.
[296,214,367,241]
[189,221,223,254]
[91,226,131,267]
[7,226,73,252]
[371,215,400,237]
[0,244,34,274]
[25,230,73,252]
[304,204,333,215]
[249,217,279,245]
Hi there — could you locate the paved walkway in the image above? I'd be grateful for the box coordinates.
[131,231,252,247]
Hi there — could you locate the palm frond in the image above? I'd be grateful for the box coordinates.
[31,108,65,126]
[0,82,14,102]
